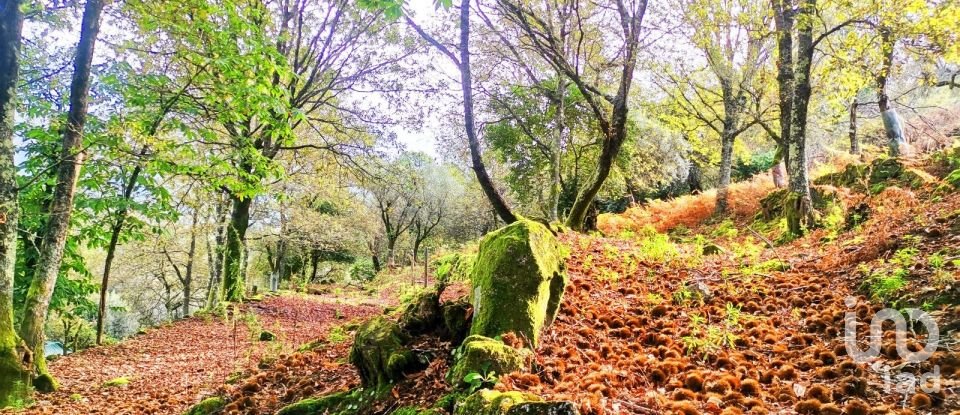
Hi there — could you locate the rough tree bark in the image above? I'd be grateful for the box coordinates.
[0,0,30,405]
[205,196,227,310]
[772,0,816,235]
[221,195,251,302]
[876,27,905,156]
[18,0,104,389]
[457,1,516,225]
[849,98,860,155]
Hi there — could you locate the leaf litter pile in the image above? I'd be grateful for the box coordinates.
[9,295,382,415]
[497,188,960,413]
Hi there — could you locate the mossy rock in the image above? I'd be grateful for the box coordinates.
[469,220,567,347]
[33,372,58,393]
[399,290,442,335]
[102,377,129,387]
[184,397,226,415]
[701,242,724,256]
[259,331,276,341]
[448,335,531,386]
[814,163,869,189]
[899,168,937,189]
[454,390,542,415]
[506,401,580,415]
[940,169,960,190]
[276,391,351,415]
[277,387,389,415]
[759,187,840,221]
[441,297,473,346]
[435,253,476,283]
[348,316,417,387]
[869,157,904,184]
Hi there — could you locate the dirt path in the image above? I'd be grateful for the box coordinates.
[7,294,383,415]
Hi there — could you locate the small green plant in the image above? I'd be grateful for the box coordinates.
[638,232,680,263]
[646,293,664,305]
[672,282,694,305]
[327,325,349,344]
[866,269,908,302]
[928,252,946,269]
[710,219,738,239]
[464,370,498,393]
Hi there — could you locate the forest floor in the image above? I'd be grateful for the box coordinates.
[4,293,386,415]
[7,153,960,415]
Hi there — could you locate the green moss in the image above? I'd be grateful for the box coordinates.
[469,220,568,347]
[392,407,442,415]
[348,317,416,387]
[940,169,960,190]
[399,291,442,335]
[183,397,226,415]
[102,377,129,388]
[814,163,869,189]
[506,402,580,415]
[441,297,472,346]
[276,387,389,415]
[0,346,30,407]
[435,253,476,283]
[259,330,276,341]
[869,157,905,184]
[448,335,531,387]
[454,390,542,415]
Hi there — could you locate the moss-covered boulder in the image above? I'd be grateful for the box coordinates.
[258,330,276,341]
[449,335,531,386]
[399,290,442,335]
[276,387,389,415]
[276,392,349,415]
[33,372,57,393]
[454,390,542,415]
[469,220,567,347]
[506,401,581,415]
[183,397,226,415]
[759,187,842,221]
[869,157,905,184]
[441,297,473,346]
[435,253,476,283]
[349,317,417,387]
[814,163,869,189]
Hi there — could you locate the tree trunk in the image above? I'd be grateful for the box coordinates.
[849,98,859,155]
[221,195,251,302]
[548,75,566,222]
[459,0,516,225]
[19,0,103,387]
[715,130,735,216]
[205,197,227,309]
[95,165,142,345]
[183,210,198,317]
[876,27,905,157]
[565,128,625,230]
[783,0,816,235]
[0,0,30,405]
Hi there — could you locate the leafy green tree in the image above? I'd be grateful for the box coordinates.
[498,0,649,230]
[18,0,104,390]
[129,0,407,303]
[0,0,31,405]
